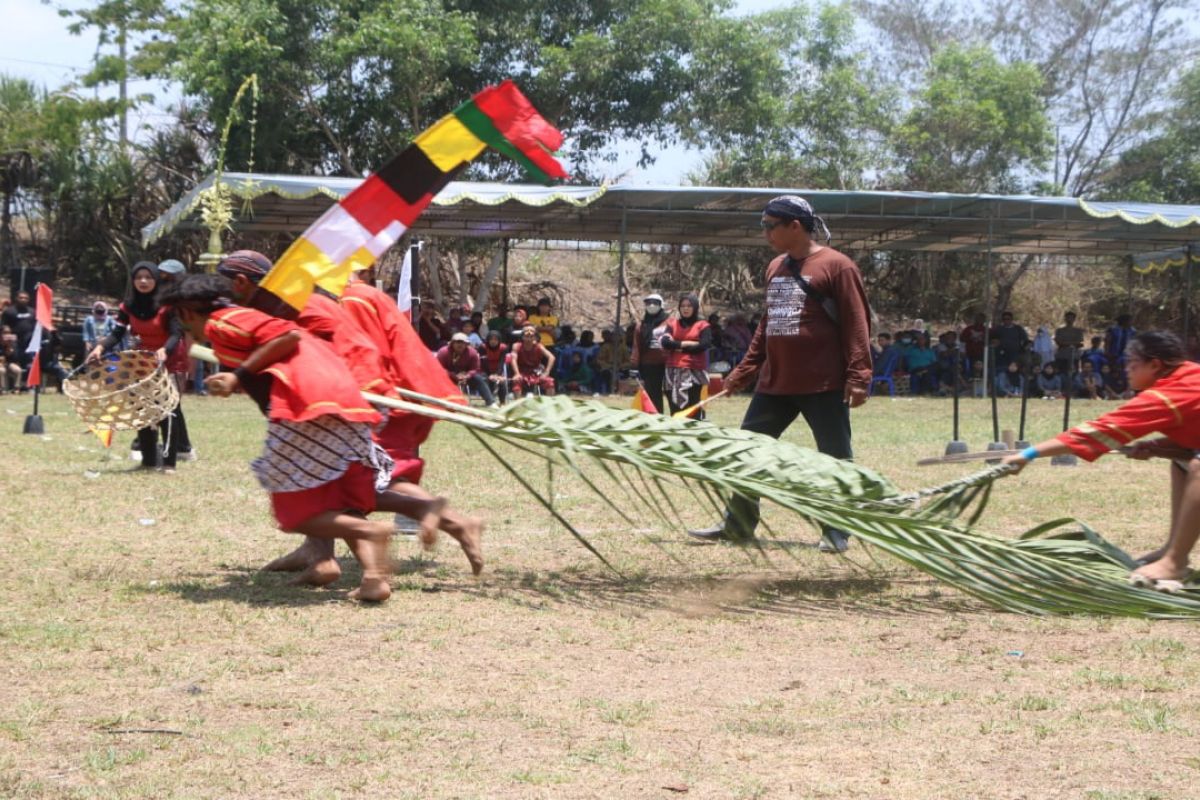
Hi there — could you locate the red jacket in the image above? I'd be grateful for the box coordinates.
[665,317,710,370]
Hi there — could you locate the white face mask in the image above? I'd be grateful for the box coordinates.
[645,303,661,314]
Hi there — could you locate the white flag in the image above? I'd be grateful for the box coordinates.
[396,241,421,317]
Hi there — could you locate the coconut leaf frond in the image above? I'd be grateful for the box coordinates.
[375,391,1200,618]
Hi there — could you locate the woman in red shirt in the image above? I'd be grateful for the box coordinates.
[89,261,191,471]
[661,294,712,418]
[1004,331,1200,588]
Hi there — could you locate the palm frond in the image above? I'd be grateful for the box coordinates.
[372,391,1200,618]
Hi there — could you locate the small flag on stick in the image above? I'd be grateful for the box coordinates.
[24,283,54,389]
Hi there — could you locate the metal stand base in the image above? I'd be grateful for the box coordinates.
[22,415,44,435]
[944,441,969,456]
[985,441,1009,463]
[1015,440,1031,449]
[1051,453,1078,467]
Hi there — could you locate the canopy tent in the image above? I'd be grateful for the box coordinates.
[143,172,1200,256]
[1133,244,1198,273]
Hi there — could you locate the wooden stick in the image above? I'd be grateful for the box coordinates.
[672,389,730,419]
[918,445,1135,466]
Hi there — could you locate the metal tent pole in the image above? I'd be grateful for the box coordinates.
[985,213,1006,456]
[611,207,628,395]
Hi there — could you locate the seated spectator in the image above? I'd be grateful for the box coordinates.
[461,319,484,348]
[872,332,893,365]
[1074,359,1102,399]
[1100,362,1130,399]
[935,331,968,395]
[469,310,489,339]
[576,329,598,362]
[593,328,631,395]
[445,304,468,334]
[1032,326,1056,371]
[436,332,496,407]
[510,325,556,396]
[562,351,593,394]
[996,361,1025,397]
[487,305,514,339]
[479,330,509,405]
[1035,363,1063,399]
[904,332,939,394]
[508,306,530,345]
[417,303,447,351]
[0,324,20,393]
[528,297,559,348]
[1081,336,1106,373]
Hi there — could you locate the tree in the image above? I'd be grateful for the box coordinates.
[892,45,1051,193]
[856,0,1196,196]
[1096,63,1200,203]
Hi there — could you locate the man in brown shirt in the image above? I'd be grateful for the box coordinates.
[688,195,872,550]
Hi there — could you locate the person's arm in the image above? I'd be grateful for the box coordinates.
[509,345,522,379]
[1001,438,1075,472]
[465,348,481,379]
[682,325,713,352]
[157,310,184,362]
[833,261,873,407]
[206,330,302,397]
[542,345,556,376]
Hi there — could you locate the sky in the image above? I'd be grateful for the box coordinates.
[0,0,783,184]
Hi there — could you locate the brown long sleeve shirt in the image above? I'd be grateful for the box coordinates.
[728,247,873,396]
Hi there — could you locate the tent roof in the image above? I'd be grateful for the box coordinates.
[142,171,1200,256]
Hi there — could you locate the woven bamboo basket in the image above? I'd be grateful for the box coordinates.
[63,350,179,431]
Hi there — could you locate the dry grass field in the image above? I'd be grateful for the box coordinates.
[1,390,1195,800]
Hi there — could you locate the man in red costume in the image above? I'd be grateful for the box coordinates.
[217,252,483,576]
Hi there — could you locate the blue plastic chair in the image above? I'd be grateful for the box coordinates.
[869,348,901,397]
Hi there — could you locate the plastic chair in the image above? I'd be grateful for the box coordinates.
[869,348,901,397]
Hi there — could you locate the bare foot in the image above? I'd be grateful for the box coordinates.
[418,496,448,550]
[446,516,485,576]
[263,538,330,572]
[349,576,391,602]
[289,557,342,587]
[1132,557,1191,584]
[1134,546,1167,566]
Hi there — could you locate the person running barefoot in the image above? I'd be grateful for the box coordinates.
[162,274,395,601]
[1003,331,1200,589]
[342,271,485,575]
[215,251,448,573]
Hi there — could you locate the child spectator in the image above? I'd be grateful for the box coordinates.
[461,319,484,348]
[1075,359,1101,399]
[562,351,593,394]
[487,305,514,339]
[1036,363,1063,399]
[508,306,530,345]
[469,310,489,339]
[996,361,1025,397]
[576,330,598,362]
[0,324,20,392]
[510,325,556,396]
[480,330,509,404]
[437,332,496,407]
[1101,362,1131,399]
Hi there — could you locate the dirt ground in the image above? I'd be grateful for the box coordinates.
[1,392,1195,800]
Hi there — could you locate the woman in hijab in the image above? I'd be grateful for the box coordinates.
[631,293,671,413]
[88,261,190,472]
[661,294,713,418]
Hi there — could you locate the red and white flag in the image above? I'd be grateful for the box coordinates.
[24,283,53,389]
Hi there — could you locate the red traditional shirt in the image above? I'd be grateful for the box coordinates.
[665,318,710,370]
[205,306,379,425]
[1056,361,1200,460]
[298,292,391,395]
